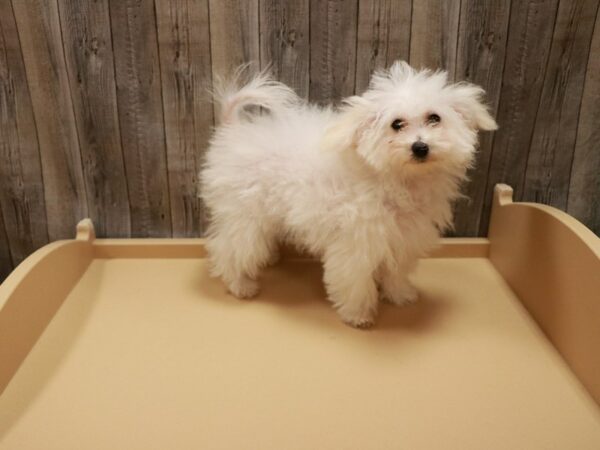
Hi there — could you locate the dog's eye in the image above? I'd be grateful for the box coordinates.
[427,113,441,124]
[391,119,405,131]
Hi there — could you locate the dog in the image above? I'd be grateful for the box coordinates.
[200,61,497,328]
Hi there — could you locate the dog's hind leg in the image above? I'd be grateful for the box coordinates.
[206,219,278,298]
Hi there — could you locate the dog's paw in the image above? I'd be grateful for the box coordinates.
[228,277,260,299]
[337,309,375,329]
[381,283,419,306]
[345,317,375,329]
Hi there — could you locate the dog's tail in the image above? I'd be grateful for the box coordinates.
[212,65,299,125]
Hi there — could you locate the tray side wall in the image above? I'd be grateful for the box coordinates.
[90,237,489,259]
[0,240,93,394]
[488,184,600,406]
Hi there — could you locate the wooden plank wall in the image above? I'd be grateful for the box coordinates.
[0,0,599,278]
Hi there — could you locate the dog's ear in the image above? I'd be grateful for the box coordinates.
[321,96,375,151]
[447,83,498,131]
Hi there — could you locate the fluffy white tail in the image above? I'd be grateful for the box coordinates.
[213,66,299,125]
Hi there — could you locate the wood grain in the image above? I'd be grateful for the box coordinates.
[11,0,88,240]
[309,0,359,103]
[155,0,214,237]
[259,0,310,98]
[451,0,511,236]
[409,0,461,77]
[58,0,131,238]
[523,0,600,210]
[0,204,12,280]
[479,0,560,235]
[109,0,172,237]
[0,0,49,267]
[355,0,412,93]
[568,6,600,235]
[208,0,259,120]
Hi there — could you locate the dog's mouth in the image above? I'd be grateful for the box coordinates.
[411,154,438,164]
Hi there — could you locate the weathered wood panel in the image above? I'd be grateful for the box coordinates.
[568,7,600,235]
[452,0,511,236]
[523,0,600,209]
[309,0,359,103]
[479,0,560,235]
[12,0,88,240]
[58,0,131,238]
[0,206,11,280]
[259,0,310,98]
[208,0,259,120]
[355,0,412,93]
[156,0,214,237]
[109,0,172,237]
[409,0,461,77]
[0,0,48,266]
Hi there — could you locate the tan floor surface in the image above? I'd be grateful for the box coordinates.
[1,257,599,449]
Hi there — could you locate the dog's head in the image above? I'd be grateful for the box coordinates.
[323,61,497,177]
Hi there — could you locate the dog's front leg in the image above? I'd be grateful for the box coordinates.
[378,258,419,306]
[322,245,379,328]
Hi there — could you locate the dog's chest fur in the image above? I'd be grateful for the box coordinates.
[381,176,455,231]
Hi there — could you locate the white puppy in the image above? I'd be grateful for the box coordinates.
[200,61,497,328]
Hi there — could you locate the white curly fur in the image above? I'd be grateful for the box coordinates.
[200,61,497,328]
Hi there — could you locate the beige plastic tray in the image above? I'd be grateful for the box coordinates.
[1,184,599,449]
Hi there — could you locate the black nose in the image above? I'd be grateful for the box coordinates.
[411,141,429,159]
